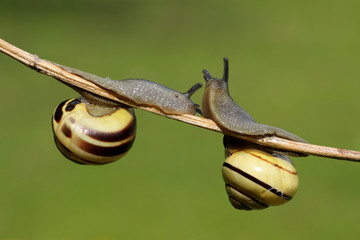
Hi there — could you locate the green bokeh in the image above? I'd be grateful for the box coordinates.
[1,0,360,239]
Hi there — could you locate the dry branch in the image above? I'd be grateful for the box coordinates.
[1,38,359,162]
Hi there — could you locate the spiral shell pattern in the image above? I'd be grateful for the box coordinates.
[52,99,136,165]
[222,137,299,210]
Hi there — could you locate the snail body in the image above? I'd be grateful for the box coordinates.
[52,98,136,165]
[222,136,299,210]
[56,63,202,115]
[201,57,306,142]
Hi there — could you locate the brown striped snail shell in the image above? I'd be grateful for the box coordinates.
[222,136,299,210]
[52,98,136,165]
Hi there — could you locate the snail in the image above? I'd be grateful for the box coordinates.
[222,136,298,210]
[201,58,302,210]
[55,63,203,115]
[52,63,203,165]
[201,57,306,143]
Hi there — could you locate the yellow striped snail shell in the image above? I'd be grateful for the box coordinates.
[222,136,299,210]
[52,98,136,165]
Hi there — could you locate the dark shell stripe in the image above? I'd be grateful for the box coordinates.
[77,136,135,157]
[65,99,81,112]
[228,196,253,210]
[53,135,85,164]
[244,150,297,175]
[53,100,68,123]
[83,117,136,142]
[61,123,136,151]
[61,124,72,138]
[225,183,269,208]
[54,136,116,165]
[223,162,293,201]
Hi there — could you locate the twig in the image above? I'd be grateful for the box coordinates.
[1,38,359,162]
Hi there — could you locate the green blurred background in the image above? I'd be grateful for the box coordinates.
[1,0,360,239]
